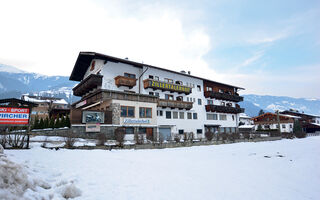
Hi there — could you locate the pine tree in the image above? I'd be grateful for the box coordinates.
[257,124,263,131]
[39,118,44,129]
[258,109,265,116]
[54,114,60,128]
[60,115,66,128]
[49,117,55,128]
[293,120,302,133]
[44,117,49,129]
[33,116,39,129]
[65,115,71,128]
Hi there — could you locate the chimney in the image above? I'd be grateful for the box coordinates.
[188,71,191,75]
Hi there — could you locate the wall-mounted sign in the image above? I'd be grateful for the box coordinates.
[76,100,87,108]
[145,80,191,94]
[123,118,150,124]
[82,111,104,124]
[0,107,30,125]
[86,123,100,132]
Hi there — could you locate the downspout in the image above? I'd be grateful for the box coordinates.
[138,66,149,94]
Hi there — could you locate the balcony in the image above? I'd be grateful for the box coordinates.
[114,75,137,88]
[143,79,192,95]
[73,74,103,97]
[158,99,193,110]
[204,91,243,102]
[205,104,244,114]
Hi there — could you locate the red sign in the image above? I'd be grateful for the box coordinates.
[0,107,30,125]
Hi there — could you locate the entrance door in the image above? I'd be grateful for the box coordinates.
[146,128,153,140]
[159,128,171,140]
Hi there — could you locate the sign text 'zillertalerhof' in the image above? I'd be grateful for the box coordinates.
[150,80,191,93]
[0,107,30,125]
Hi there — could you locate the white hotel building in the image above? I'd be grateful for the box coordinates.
[69,52,244,140]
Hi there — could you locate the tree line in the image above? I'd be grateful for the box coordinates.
[32,114,70,129]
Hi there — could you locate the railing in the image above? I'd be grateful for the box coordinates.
[204,91,243,102]
[73,74,103,96]
[205,104,244,114]
[143,79,192,94]
[114,76,137,88]
[158,99,193,110]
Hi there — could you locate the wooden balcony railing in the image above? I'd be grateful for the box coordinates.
[205,104,244,114]
[114,76,137,88]
[143,79,192,94]
[204,91,243,102]
[158,99,193,110]
[73,74,103,96]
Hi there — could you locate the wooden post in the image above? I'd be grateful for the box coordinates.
[276,110,281,136]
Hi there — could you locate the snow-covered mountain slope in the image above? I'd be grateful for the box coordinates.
[240,94,320,117]
[0,64,78,103]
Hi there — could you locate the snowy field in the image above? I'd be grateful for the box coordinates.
[1,137,320,200]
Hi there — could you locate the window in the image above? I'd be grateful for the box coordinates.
[139,107,152,118]
[165,94,174,100]
[149,92,154,96]
[176,96,183,101]
[125,127,134,134]
[197,85,201,91]
[232,115,235,121]
[231,127,236,133]
[149,75,154,79]
[193,113,198,120]
[221,102,225,106]
[219,89,224,93]
[154,76,159,80]
[121,106,135,117]
[207,113,218,120]
[220,127,225,133]
[206,87,212,91]
[155,92,160,97]
[282,124,286,129]
[173,111,178,119]
[31,111,37,115]
[187,112,192,119]
[193,98,196,103]
[197,129,203,134]
[175,80,183,85]
[166,111,171,119]
[289,124,293,128]
[124,73,136,79]
[219,114,227,120]
[225,127,231,133]
[179,112,184,119]
[208,100,213,105]
[198,99,202,105]
[157,110,163,116]
[179,129,184,134]
[164,78,173,83]
[187,97,189,102]
[138,128,146,134]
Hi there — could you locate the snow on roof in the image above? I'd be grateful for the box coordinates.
[311,123,320,127]
[239,113,252,119]
[239,125,255,129]
[22,96,68,105]
[279,114,301,119]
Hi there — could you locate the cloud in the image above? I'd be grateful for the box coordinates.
[0,0,211,77]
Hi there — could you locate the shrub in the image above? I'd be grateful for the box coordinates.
[8,133,28,149]
[96,133,106,146]
[174,134,181,143]
[64,131,77,148]
[205,131,214,141]
[295,131,306,138]
[115,128,125,147]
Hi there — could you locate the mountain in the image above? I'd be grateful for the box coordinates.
[1,64,320,116]
[0,64,79,103]
[240,94,320,117]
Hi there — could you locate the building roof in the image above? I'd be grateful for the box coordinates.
[69,52,245,90]
[280,110,320,118]
[22,95,68,105]
[0,98,37,107]
[239,113,252,119]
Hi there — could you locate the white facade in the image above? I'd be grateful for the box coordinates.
[80,57,243,139]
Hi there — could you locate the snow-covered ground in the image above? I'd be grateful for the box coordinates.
[1,137,320,200]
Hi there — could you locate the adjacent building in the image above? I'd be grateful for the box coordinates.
[21,95,70,120]
[253,112,300,133]
[69,52,245,140]
[280,110,320,133]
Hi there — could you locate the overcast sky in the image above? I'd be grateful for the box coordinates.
[0,0,319,98]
